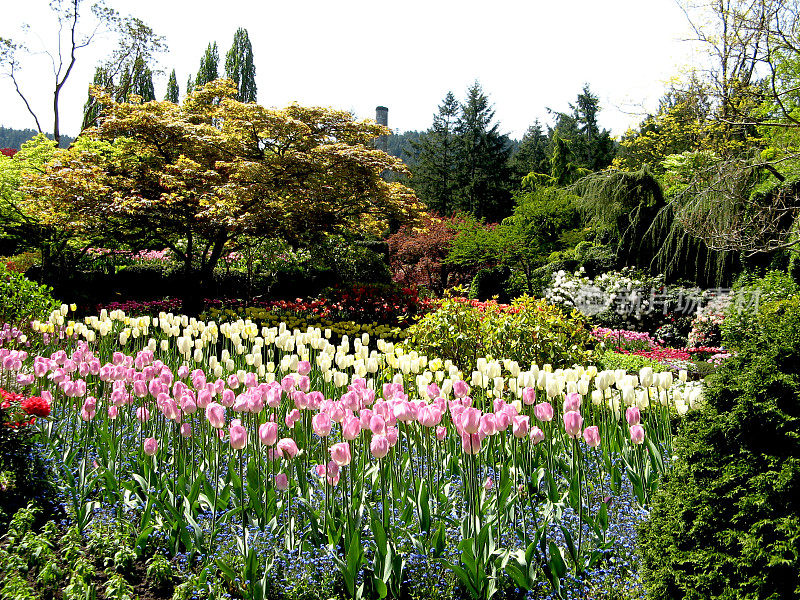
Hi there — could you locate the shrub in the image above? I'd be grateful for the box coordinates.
[638,290,800,599]
[595,350,668,374]
[408,294,595,373]
[721,269,799,351]
[0,264,60,329]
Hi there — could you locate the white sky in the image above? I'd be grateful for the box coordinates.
[1,0,703,140]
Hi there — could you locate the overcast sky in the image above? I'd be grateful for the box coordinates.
[1,0,703,140]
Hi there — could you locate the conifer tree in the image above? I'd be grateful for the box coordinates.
[195,42,219,88]
[453,81,512,220]
[225,28,257,102]
[165,69,179,103]
[411,91,460,214]
[127,56,155,102]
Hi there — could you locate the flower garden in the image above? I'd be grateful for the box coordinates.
[1,57,799,599]
[3,249,799,600]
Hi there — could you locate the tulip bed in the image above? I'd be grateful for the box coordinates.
[0,306,705,600]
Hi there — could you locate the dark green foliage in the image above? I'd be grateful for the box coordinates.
[412,92,460,214]
[639,287,800,600]
[510,121,549,182]
[469,266,510,301]
[454,82,513,220]
[165,69,179,103]
[721,270,799,351]
[224,28,257,103]
[0,264,60,327]
[195,42,219,88]
[0,127,73,150]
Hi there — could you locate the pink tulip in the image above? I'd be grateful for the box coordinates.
[276,437,300,459]
[630,425,645,445]
[275,473,289,490]
[285,409,301,429]
[563,411,583,439]
[452,380,470,399]
[177,365,190,379]
[206,402,226,429]
[229,420,248,450]
[461,432,482,455]
[227,374,240,390]
[370,434,390,459]
[484,477,493,491]
[181,396,197,415]
[136,406,151,422]
[143,437,158,456]
[529,426,545,444]
[626,407,641,427]
[221,389,235,407]
[479,413,498,437]
[244,372,258,388]
[512,415,530,438]
[369,414,386,435]
[297,360,312,376]
[534,402,554,422]
[564,392,582,413]
[108,406,118,419]
[329,442,352,466]
[386,426,399,446]
[435,426,447,441]
[427,383,441,400]
[393,401,415,423]
[342,416,361,440]
[197,388,212,409]
[297,375,311,393]
[583,425,601,448]
[522,386,537,405]
[495,410,512,432]
[259,422,278,446]
[460,407,481,434]
[292,390,309,410]
[180,423,192,438]
[312,412,332,437]
[325,460,340,486]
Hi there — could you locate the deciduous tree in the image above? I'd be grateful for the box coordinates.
[22,80,424,311]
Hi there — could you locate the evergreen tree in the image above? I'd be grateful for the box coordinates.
[195,42,219,88]
[411,91,460,214]
[82,67,114,129]
[128,56,155,102]
[511,120,549,182]
[453,81,513,220]
[186,74,195,96]
[165,69,179,103]
[225,28,257,103]
[564,84,616,171]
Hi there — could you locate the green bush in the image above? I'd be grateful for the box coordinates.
[408,295,595,373]
[721,269,799,351]
[638,291,800,599]
[0,264,60,328]
[595,350,668,374]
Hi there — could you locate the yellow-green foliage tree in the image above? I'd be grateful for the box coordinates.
[22,79,424,309]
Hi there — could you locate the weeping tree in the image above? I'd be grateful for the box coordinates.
[572,165,740,286]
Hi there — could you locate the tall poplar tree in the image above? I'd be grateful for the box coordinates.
[195,42,219,88]
[225,28,257,102]
[165,69,179,103]
[412,91,460,214]
[453,81,513,220]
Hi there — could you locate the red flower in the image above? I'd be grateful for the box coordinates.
[21,396,51,418]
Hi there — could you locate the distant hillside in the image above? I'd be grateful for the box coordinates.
[386,131,421,167]
[0,126,75,150]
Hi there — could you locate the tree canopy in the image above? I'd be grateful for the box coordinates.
[21,79,423,309]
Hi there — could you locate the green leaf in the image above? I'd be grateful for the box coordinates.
[548,542,566,580]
